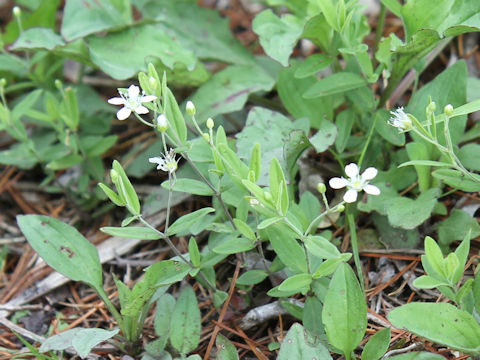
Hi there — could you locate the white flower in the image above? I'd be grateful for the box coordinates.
[329,163,380,203]
[389,107,412,131]
[108,85,157,120]
[149,149,178,174]
[157,114,168,132]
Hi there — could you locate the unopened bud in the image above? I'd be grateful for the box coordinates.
[317,183,326,194]
[12,6,21,18]
[427,101,436,113]
[337,204,345,213]
[110,169,119,183]
[156,114,168,132]
[444,104,454,116]
[202,133,210,142]
[0,78,6,88]
[206,117,214,129]
[54,79,63,90]
[186,101,196,116]
[264,192,272,201]
[149,76,157,90]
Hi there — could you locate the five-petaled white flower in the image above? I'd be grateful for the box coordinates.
[108,85,157,120]
[389,107,412,131]
[149,149,178,174]
[329,163,380,203]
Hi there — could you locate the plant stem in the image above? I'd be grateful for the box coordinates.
[346,209,365,291]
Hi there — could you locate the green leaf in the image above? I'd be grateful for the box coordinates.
[387,302,480,354]
[190,60,278,122]
[163,84,188,145]
[313,257,350,279]
[87,24,196,80]
[278,274,312,293]
[100,226,161,240]
[61,0,131,41]
[277,323,332,360]
[162,178,214,196]
[249,143,261,182]
[438,209,480,248]
[335,109,355,153]
[46,153,83,171]
[266,225,308,274]
[236,270,268,286]
[432,169,480,192]
[257,216,283,230]
[406,142,431,193]
[458,143,480,171]
[170,286,201,355]
[217,144,250,183]
[303,295,325,336]
[304,72,366,98]
[412,275,450,289]
[374,109,405,146]
[213,237,255,254]
[98,183,125,207]
[386,188,439,230]
[388,352,446,360]
[11,28,65,50]
[140,0,253,66]
[322,263,367,357]
[147,260,191,287]
[188,237,201,267]
[233,219,256,241]
[112,160,140,215]
[39,328,119,358]
[17,215,103,291]
[361,328,390,360]
[269,158,289,215]
[216,334,239,360]
[309,120,337,153]
[154,293,176,337]
[294,54,332,79]
[304,235,341,259]
[236,107,305,185]
[166,208,215,236]
[423,236,446,277]
[252,9,304,66]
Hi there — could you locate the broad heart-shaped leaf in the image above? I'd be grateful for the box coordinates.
[407,61,467,147]
[10,28,65,50]
[388,302,480,355]
[189,58,279,122]
[277,60,334,130]
[438,209,480,248]
[458,143,480,171]
[140,0,253,66]
[252,9,304,66]
[277,323,332,360]
[236,107,308,186]
[87,23,196,80]
[322,263,367,358]
[361,328,390,360]
[169,286,201,355]
[17,215,103,291]
[61,0,131,41]
[40,328,119,357]
[303,72,366,98]
[166,208,215,236]
[100,226,161,240]
[385,188,440,230]
[216,334,239,360]
[432,169,480,192]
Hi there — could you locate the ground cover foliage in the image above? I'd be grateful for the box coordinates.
[1,0,480,359]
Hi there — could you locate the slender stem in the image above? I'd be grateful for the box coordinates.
[358,114,378,169]
[138,216,217,291]
[133,113,155,128]
[373,3,386,56]
[96,286,124,332]
[282,217,304,239]
[304,202,344,237]
[346,209,365,291]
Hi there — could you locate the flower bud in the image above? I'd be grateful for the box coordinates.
[12,6,21,18]
[337,204,345,213]
[54,79,63,90]
[156,114,168,132]
[110,169,119,184]
[206,117,214,129]
[444,104,454,116]
[149,76,157,90]
[186,101,196,116]
[264,192,272,201]
[202,133,210,142]
[317,183,326,194]
[0,78,6,88]
[427,101,436,113]
[249,198,260,206]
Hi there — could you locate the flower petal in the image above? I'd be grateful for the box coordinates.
[127,85,140,99]
[361,167,378,181]
[329,177,348,189]
[116,107,131,120]
[363,184,381,195]
[135,105,149,114]
[345,163,359,178]
[343,189,358,203]
[141,95,157,102]
[149,157,163,164]
[108,97,125,105]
